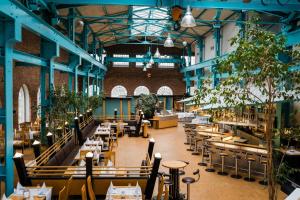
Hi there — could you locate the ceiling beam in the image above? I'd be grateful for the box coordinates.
[45,0,300,12]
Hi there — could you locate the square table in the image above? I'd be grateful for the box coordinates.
[105,185,142,200]
[8,187,52,200]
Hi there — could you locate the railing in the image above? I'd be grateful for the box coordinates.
[29,130,73,167]
[96,115,136,121]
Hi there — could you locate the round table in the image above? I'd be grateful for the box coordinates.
[162,160,188,200]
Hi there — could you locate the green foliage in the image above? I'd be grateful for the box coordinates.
[194,18,300,200]
[136,94,158,119]
[44,85,103,133]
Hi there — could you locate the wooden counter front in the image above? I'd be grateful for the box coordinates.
[151,115,178,129]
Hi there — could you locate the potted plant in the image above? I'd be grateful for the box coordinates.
[136,94,158,119]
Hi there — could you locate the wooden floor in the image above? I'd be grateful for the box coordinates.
[116,123,287,200]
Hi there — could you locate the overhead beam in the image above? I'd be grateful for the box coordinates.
[0,0,106,71]
[46,0,300,11]
[106,56,182,64]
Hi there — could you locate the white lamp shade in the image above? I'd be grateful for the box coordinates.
[181,6,196,28]
[164,33,174,47]
[154,48,160,58]
[149,56,154,64]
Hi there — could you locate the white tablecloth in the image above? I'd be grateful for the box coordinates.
[106,186,142,200]
[10,187,52,200]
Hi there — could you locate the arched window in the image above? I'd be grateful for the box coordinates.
[157,86,173,96]
[18,84,31,124]
[85,85,100,97]
[37,87,41,117]
[134,86,150,96]
[111,85,127,97]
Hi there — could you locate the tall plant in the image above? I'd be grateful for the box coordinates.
[195,20,300,199]
[136,94,158,119]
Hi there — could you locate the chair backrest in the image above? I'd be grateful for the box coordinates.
[163,185,169,200]
[156,175,165,200]
[103,151,116,166]
[66,176,73,197]
[58,186,67,200]
[87,176,96,200]
[81,184,87,200]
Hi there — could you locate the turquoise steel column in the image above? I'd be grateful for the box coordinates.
[237,11,246,38]
[69,54,81,92]
[187,44,192,66]
[41,39,59,143]
[196,38,203,64]
[185,72,191,95]
[67,8,75,42]
[1,20,21,195]
[212,23,221,87]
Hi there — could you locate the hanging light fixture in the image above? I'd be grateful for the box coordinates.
[154,48,161,58]
[164,33,174,47]
[181,5,196,28]
[149,56,154,65]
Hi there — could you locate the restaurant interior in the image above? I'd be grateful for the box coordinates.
[0,0,300,199]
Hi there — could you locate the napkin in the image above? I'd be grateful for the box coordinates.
[1,194,7,200]
[107,160,113,167]
[79,160,86,166]
[107,181,114,194]
[16,182,24,194]
[135,182,140,195]
[39,182,47,194]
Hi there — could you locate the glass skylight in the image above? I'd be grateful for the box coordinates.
[131,6,169,36]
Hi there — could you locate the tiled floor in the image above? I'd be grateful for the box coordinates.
[11,123,286,199]
[116,123,286,200]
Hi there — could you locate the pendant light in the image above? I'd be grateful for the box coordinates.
[154,48,161,58]
[181,5,196,28]
[149,56,154,65]
[164,33,174,47]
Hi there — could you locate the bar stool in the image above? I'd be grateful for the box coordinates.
[259,155,268,185]
[230,150,242,179]
[217,151,229,176]
[205,146,215,172]
[198,142,208,166]
[186,130,195,151]
[182,169,200,200]
[192,137,202,156]
[244,153,256,182]
[184,127,191,145]
[179,160,190,176]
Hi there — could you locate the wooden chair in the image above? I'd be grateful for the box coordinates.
[81,184,87,200]
[65,176,73,198]
[58,186,67,200]
[157,175,169,200]
[102,151,116,166]
[87,176,96,200]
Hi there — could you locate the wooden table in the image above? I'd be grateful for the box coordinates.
[162,160,187,200]
[8,186,52,200]
[105,185,142,200]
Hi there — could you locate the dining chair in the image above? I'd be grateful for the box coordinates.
[66,176,73,198]
[87,176,96,200]
[58,186,67,200]
[103,151,116,166]
[81,184,87,200]
[156,174,165,200]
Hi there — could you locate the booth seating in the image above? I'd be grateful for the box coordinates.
[123,120,138,136]
[75,110,100,145]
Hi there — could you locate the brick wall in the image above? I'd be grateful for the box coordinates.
[104,66,186,96]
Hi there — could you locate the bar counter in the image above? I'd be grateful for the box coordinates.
[151,114,178,129]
